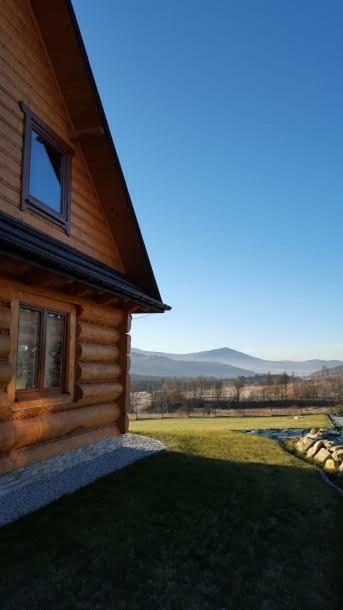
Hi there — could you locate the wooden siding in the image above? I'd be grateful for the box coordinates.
[0,0,124,271]
[0,272,131,474]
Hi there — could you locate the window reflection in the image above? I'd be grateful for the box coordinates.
[44,313,65,388]
[16,307,40,390]
[29,129,62,212]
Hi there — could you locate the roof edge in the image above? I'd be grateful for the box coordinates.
[65,0,163,302]
[0,211,170,313]
[29,0,165,303]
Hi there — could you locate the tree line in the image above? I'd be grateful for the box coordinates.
[130,367,343,415]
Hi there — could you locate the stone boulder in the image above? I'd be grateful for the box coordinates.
[300,436,317,452]
[306,440,325,460]
[332,445,343,461]
[313,447,332,466]
[323,458,337,473]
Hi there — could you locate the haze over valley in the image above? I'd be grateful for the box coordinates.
[131,347,343,379]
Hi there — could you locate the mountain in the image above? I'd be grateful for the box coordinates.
[312,364,343,377]
[131,351,254,378]
[131,347,343,378]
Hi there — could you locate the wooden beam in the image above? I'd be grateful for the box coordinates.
[94,294,120,306]
[76,362,121,382]
[76,342,120,363]
[74,382,123,405]
[77,322,120,345]
[79,304,125,327]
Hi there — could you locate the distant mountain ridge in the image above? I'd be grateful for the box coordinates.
[131,347,343,378]
[131,351,253,378]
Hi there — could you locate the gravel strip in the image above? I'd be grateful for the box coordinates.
[0,434,165,527]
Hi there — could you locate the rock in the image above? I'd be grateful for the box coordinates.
[306,440,325,460]
[332,445,343,460]
[313,447,331,465]
[324,458,337,473]
[300,436,317,452]
[307,428,328,440]
[295,439,304,453]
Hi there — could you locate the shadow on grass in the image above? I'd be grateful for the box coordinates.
[0,439,342,610]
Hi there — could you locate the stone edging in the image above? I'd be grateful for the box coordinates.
[280,427,343,497]
[291,428,343,473]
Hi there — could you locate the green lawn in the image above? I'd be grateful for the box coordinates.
[0,417,342,610]
[130,413,330,434]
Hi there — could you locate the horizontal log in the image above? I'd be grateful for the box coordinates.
[0,362,12,388]
[79,304,125,327]
[0,424,121,475]
[77,322,120,345]
[75,382,123,406]
[76,342,120,363]
[0,334,11,357]
[76,362,121,382]
[0,403,121,454]
[0,304,10,330]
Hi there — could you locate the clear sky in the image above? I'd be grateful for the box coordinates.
[73,0,343,361]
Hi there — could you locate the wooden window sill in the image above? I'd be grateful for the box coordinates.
[13,393,72,411]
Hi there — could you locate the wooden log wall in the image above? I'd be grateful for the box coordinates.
[0,278,132,474]
[75,304,126,412]
[0,403,121,454]
[0,303,12,390]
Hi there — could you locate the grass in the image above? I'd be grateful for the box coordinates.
[130,413,330,434]
[0,417,342,610]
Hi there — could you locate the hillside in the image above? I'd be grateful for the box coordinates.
[131,351,254,378]
[132,347,343,378]
[312,364,343,377]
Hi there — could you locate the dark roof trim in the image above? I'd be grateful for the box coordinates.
[0,212,170,313]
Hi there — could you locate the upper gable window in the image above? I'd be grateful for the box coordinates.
[20,103,72,235]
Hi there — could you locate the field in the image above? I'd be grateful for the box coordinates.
[130,413,330,433]
[0,415,342,609]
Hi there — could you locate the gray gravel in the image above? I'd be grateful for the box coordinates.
[0,433,165,527]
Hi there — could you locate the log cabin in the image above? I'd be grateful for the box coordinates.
[0,0,169,475]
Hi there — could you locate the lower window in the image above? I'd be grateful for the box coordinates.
[16,305,67,397]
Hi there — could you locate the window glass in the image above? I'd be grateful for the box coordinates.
[29,129,62,212]
[16,307,41,390]
[44,313,65,388]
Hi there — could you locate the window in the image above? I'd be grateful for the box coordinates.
[20,103,72,234]
[16,305,67,397]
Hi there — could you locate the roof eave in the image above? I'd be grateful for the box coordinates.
[0,211,170,314]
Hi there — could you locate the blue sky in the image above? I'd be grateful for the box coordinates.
[73,1,343,360]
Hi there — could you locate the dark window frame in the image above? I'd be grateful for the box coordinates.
[16,304,68,400]
[20,102,73,235]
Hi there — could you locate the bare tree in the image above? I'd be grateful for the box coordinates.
[232,376,244,403]
[214,379,223,405]
[262,372,274,401]
[280,372,289,402]
[129,391,138,418]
